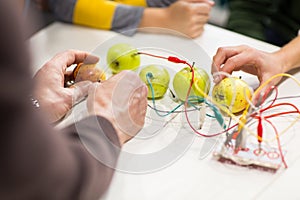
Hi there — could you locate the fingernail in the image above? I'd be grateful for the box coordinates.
[83,55,99,64]
[214,76,220,83]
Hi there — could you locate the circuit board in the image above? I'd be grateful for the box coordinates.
[213,141,285,173]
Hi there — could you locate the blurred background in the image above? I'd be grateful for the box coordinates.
[25,0,230,36]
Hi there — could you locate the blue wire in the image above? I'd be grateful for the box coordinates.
[146,73,183,117]
[146,73,225,129]
[186,95,226,129]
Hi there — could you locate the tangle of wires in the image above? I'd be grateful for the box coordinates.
[139,51,300,169]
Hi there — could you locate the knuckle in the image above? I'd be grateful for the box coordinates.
[227,57,238,67]
[217,47,226,54]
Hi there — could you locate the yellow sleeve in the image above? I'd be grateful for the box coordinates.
[73,0,118,29]
[114,0,147,7]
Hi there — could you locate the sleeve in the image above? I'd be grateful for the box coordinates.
[0,1,120,199]
[47,0,144,35]
[145,0,177,7]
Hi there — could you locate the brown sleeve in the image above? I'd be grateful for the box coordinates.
[0,1,120,200]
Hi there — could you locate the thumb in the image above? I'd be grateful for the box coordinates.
[70,81,93,104]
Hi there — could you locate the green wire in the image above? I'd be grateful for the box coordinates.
[146,73,225,128]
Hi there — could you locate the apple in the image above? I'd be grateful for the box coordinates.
[212,77,252,114]
[173,66,210,101]
[139,65,170,99]
[107,43,140,73]
[73,63,106,83]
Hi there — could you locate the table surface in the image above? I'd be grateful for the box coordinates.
[29,22,300,200]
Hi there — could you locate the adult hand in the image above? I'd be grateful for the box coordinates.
[87,71,148,145]
[165,0,214,38]
[34,50,99,123]
[212,45,285,87]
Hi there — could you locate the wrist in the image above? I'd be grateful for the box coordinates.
[139,8,169,29]
[273,49,290,74]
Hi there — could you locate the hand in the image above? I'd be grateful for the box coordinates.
[165,0,214,38]
[87,71,148,145]
[212,45,285,87]
[33,50,99,123]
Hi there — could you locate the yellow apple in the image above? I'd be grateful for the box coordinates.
[212,77,252,114]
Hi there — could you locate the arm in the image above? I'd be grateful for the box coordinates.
[45,0,213,37]
[1,2,148,199]
[0,2,119,200]
[47,0,145,34]
[275,35,300,73]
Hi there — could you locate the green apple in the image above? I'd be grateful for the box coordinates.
[139,65,170,99]
[107,43,140,73]
[212,77,252,114]
[173,66,210,101]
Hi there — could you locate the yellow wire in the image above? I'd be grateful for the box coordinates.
[238,73,300,142]
[196,72,300,143]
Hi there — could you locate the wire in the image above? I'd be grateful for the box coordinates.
[140,52,236,137]
[139,51,300,167]
[264,118,288,168]
[146,73,178,117]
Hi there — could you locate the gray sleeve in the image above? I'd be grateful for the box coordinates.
[111,4,144,36]
[47,0,77,23]
[146,0,177,7]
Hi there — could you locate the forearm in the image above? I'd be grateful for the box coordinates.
[2,110,120,199]
[138,7,168,28]
[275,35,300,72]
[48,0,144,34]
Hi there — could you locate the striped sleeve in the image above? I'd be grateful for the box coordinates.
[48,0,144,34]
[146,0,177,7]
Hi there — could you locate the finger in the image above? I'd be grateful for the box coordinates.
[193,15,209,24]
[213,46,242,70]
[129,85,148,127]
[219,53,251,80]
[70,80,93,104]
[51,50,99,72]
[191,3,211,15]
[189,26,204,38]
[212,46,247,82]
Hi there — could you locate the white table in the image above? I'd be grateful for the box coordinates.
[29,22,300,200]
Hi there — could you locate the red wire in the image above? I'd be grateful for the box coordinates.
[257,116,263,143]
[137,52,169,60]
[254,90,300,169]
[138,51,300,169]
[138,51,237,137]
[260,86,278,111]
[182,62,238,137]
[272,102,299,112]
[264,118,288,168]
